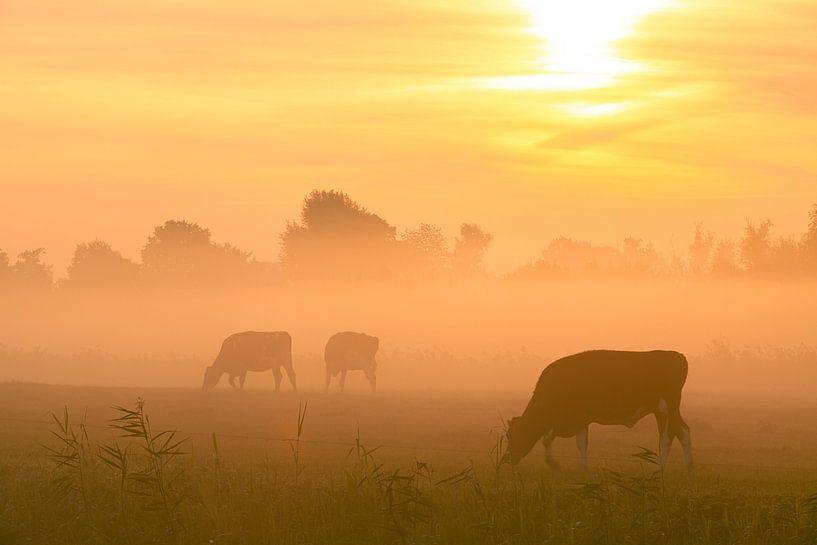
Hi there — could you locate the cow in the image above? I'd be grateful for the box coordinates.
[505,350,692,469]
[324,331,379,394]
[202,331,297,392]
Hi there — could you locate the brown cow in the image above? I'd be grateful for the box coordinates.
[324,331,379,394]
[202,331,296,392]
[506,350,692,469]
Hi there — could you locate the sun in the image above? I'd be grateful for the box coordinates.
[491,0,674,92]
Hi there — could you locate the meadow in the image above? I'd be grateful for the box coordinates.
[1,382,817,545]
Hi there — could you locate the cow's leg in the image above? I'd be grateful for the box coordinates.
[543,431,558,469]
[339,370,348,392]
[655,408,672,468]
[239,372,247,390]
[673,408,693,469]
[679,423,693,469]
[228,374,238,390]
[283,365,297,392]
[575,426,589,468]
[364,368,376,395]
[325,371,332,393]
[272,367,283,392]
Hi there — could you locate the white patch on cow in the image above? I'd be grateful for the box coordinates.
[680,427,693,468]
[575,427,589,468]
[659,430,672,466]
[542,430,558,468]
[657,397,669,413]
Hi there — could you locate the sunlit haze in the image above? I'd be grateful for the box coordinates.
[2,3,817,542]
[2,0,816,273]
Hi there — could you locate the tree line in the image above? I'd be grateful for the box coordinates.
[2,190,817,291]
[515,209,817,279]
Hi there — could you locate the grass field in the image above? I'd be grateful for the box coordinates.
[2,383,817,544]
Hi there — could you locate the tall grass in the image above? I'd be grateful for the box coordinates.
[0,399,815,544]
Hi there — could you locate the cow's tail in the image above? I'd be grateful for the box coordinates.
[666,352,690,441]
[675,351,689,387]
[282,335,294,370]
[667,403,689,442]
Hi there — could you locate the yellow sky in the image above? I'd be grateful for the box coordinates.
[1,0,815,272]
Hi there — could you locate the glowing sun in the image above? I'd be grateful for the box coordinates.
[492,0,674,92]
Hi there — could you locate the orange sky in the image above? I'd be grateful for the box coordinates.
[1,0,815,272]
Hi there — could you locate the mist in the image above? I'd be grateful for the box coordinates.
[2,190,816,398]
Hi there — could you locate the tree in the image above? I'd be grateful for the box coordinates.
[711,239,739,276]
[545,238,617,274]
[510,237,621,279]
[280,190,396,280]
[770,235,801,274]
[62,241,140,289]
[400,223,449,276]
[801,203,817,271]
[12,248,53,291]
[688,224,714,275]
[0,250,12,288]
[299,190,394,238]
[141,220,254,286]
[452,223,493,276]
[622,237,661,275]
[142,220,211,277]
[740,219,773,273]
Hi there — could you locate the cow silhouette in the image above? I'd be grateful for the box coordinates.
[324,331,379,394]
[506,350,692,469]
[202,331,296,392]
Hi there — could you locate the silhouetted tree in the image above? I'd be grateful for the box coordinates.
[300,190,394,237]
[452,223,493,276]
[622,237,661,275]
[711,239,739,276]
[668,246,687,276]
[770,235,801,274]
[801,203,817,271]
[0,250,11,288]
[62,241,140,289]
[141,220,255,286]
[11,248,53,291]
[510,237,623,279]
[740,220,773,273]
[551,238,618,274]
[688,224,714,275]
[400,223,449,275]
[280,190,396,280]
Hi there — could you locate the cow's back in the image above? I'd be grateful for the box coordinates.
[325,332,353,361]
[533,350,688,424]
[219,331,291,372]
[325,331,373,370]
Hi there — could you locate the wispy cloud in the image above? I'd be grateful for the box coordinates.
[1,0,815,271]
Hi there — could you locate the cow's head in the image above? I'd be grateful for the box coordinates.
[505,416,541,465]
[202,365,222,391]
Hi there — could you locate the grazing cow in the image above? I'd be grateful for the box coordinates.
[506,350,692,469]
[324,331,379,394]
[202,331,297,392]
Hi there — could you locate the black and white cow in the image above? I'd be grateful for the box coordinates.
[202,331,296,392]
[324,331,379,394]
[506,350,692,468]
